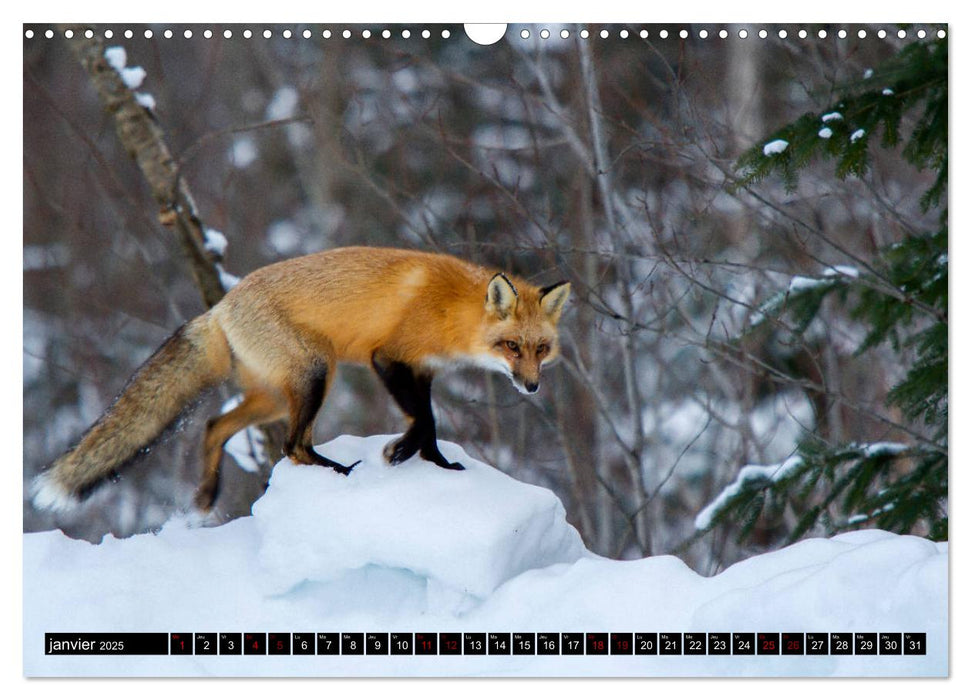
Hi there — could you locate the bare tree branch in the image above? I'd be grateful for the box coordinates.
[64,25,283,483]
[67,25,228,308]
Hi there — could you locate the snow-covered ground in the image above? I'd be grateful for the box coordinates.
[23,435,947,677]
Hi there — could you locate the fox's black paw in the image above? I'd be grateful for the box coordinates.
[291,446,359,476]
[331,460,360,476]
[420,449,465,471]
[384,437,420,465]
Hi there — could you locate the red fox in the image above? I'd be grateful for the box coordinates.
[32,247,570,513]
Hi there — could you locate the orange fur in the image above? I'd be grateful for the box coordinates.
[33,247,570,513]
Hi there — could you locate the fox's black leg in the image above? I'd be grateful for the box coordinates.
[371,357,428,463]
[285,360,358,475]
[371,354,465,470]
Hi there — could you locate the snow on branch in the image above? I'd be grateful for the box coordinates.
[748,265,859,327]
[694,455,804,531]
[67,25,230,309]
[64,25,278,472]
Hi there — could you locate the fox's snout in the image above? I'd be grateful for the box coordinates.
[509,370,541,395]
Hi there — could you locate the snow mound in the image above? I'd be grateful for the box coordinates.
[253,435,587,600]
[691,531,945,635]
[23,435,947,677]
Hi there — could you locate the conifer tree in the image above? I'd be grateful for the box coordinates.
[696,35,947,544]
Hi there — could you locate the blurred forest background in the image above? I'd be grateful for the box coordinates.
[23,24,947,573]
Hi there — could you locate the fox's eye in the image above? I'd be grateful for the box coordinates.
[537,343,549,357]
[504,340,520,354]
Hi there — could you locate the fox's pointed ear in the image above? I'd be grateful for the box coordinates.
[486,273,519,318]
[539,281,571,322]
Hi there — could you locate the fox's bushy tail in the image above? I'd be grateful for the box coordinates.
[31,313,232,512]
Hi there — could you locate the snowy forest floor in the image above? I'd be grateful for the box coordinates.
[24,435,947,677]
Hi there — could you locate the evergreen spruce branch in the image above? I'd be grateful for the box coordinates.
[694,441,932,545]
[735,39,946,210]
[724,178,945,324]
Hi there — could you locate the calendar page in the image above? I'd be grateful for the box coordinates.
[22,21,949,678]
